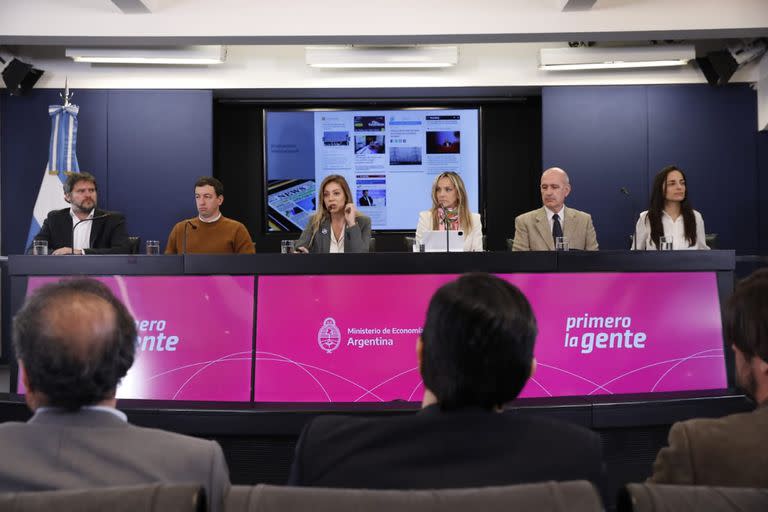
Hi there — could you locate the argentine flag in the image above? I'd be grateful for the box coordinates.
[25,104,81,250]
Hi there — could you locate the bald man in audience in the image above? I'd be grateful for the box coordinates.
[0,279,230,511]
[512,167,598,251]
[650,268,768,487]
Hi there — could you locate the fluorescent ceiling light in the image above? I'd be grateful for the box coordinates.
[65,46,226,65]
[539,45,695,71]
[306,46,458,69]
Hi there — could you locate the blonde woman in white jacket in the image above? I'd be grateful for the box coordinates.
[415,172,483,252]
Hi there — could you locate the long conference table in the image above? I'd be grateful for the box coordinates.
[0,251,753,487]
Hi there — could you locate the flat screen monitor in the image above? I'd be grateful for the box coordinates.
[264,108,480,232]
[254,272,727,403]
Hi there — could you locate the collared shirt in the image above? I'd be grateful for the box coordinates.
[199,212,222,223]
[35,405,128,422]
[633,210,710,250]
[544,205,567,234]
[70,208,94,251]
[329,225,345,253]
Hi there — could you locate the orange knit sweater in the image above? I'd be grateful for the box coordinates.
[165,216,255,254]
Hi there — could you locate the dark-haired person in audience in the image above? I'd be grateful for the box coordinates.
[415,171,483,252]
[287,273,603,489]
[296,174,371,253]
[650,268,768,486]
[166,176,255,254]
[32,172,130,255]
[0,279,230,510]
[633,165,709,250]
[512,167,598,251]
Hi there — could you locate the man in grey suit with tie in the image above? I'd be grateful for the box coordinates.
[512,167,598,251]
[0,279,230,511]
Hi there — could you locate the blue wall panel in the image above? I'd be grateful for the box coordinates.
[542,86,648,249]
[1,90,107,255]
[647,84,757,252]
[106,90,212,248]
[758,130,768,255]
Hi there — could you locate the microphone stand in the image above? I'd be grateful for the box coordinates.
[182,220,197,254]
[620,187,637,250]
[441,207,450,253]
[71,212,110,255]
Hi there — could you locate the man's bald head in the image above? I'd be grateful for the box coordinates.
[540,167,571,212]
[12,279,137,410]
[542,167,570,185]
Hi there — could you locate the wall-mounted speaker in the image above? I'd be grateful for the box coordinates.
[2,58,44,96]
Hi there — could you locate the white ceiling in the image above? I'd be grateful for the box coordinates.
[0,0,766,89]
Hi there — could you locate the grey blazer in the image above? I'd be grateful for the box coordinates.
[512,207,598,251]
[0,409,230,512]
[295,214,372,253]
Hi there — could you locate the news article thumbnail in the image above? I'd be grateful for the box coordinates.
[355,135,386,155]
[426,131,461,154]
[354,116,386,132]
[389,147,422,165]
[323,131,350,146]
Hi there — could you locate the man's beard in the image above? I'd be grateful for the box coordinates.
[736,366,757,402]
[73,200,96,215]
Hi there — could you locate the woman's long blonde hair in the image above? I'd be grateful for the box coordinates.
[430,171,473,231]
[308,174,357,237]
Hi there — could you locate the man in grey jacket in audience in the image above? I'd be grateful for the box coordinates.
[0,278,230,511]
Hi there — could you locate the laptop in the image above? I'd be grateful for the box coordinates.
[422,230,465,252]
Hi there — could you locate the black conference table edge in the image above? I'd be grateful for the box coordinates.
[5,251,745,436]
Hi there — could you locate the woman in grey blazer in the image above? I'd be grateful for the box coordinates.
[296,174,372,253]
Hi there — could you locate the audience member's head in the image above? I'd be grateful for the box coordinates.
[540,167,571,213]
[12,278,137,412]
[419,273,538,410]
[723,268,768,404]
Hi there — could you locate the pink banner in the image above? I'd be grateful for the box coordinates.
[23,276,254,401]
[255,273,726,402]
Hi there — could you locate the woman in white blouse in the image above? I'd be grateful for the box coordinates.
[415,171,483,252]
[633,165,709,250]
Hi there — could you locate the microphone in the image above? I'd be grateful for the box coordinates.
[71,212,110,255]
[620,187,637,250]
[183,220,197,254]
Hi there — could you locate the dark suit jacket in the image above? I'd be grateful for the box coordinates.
[34,207,130,254]
[295,214,372,253]
[358,195,374,206]
[288,404,604,489]
[0,408,230,512]
[650,403,768,487]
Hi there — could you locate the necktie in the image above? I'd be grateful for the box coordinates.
[552,213,563,241]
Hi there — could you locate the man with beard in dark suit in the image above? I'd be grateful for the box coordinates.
[288,273,604,489]
[32,172,130,254]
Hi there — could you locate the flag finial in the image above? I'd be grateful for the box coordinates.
[60,77,73,106]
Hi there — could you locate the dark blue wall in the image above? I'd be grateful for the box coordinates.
[0,89,212,256]
[543,84,761,253]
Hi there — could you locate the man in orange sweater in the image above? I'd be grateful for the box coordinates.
[165,177,255,254]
